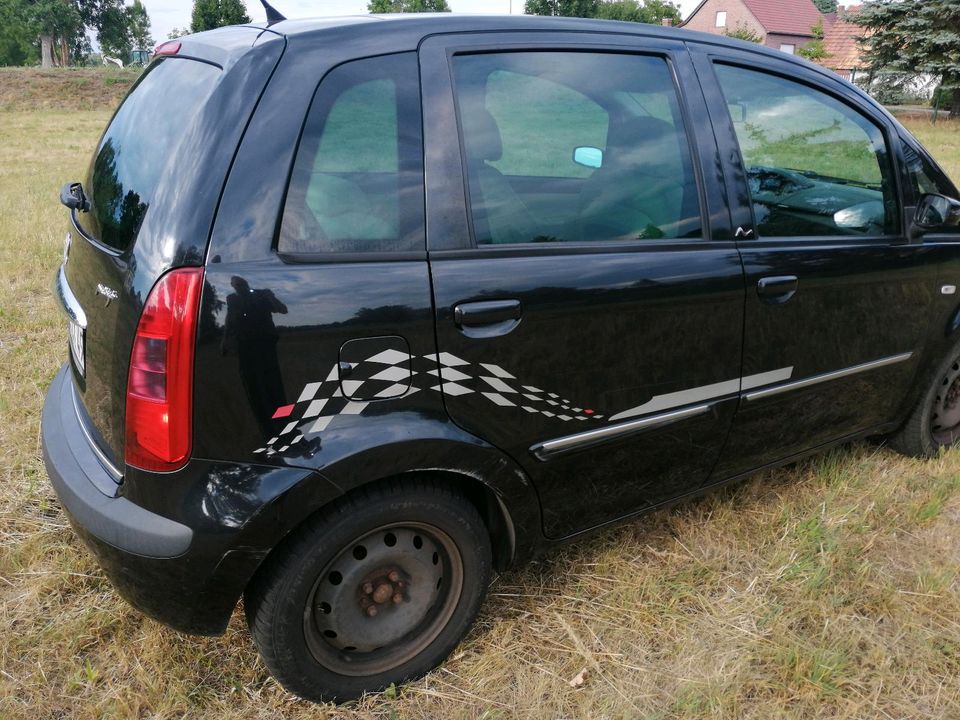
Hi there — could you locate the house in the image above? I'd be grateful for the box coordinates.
[682,0,827,55]
[820,5,868,81]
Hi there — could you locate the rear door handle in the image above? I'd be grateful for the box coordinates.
[757,275,799,304]
[453,299,522,337]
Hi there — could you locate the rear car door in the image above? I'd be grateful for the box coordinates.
[689,46,940,479]
[421,33,747,539]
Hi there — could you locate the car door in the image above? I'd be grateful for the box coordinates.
[420,33,747,539]
[688,45,941,480]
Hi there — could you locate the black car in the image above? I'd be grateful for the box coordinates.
[42,13,960,703]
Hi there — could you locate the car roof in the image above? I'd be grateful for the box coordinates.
[248,13,775,55]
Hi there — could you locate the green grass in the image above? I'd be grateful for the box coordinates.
[1,106,960,719]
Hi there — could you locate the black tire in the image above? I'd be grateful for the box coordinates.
[888,341,960,458]
[244,478,492,703]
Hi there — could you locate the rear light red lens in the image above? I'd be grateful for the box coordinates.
[154,40,181,57]
[125,268,203,472]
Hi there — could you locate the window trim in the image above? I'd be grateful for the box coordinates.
[708,57,905,243]
[273,51,426,261]
[448,48,711,251]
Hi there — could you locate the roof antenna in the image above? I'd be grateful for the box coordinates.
[259,0,286,25]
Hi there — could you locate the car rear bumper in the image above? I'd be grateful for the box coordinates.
[41,363,330,634]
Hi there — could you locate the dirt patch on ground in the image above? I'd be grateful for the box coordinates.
[0,67,141,112]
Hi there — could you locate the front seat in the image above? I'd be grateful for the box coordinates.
[462,107,540,245]
[578,115,689,241]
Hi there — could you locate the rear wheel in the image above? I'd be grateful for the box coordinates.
[244,480,491,703]
[889,343,960,457]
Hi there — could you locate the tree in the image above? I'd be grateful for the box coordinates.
[0,0,39,65]
[725,21,762,43]
[191,0,249,33]
[98,0,132,58]
[798,18,829,61]
[167,26,189,38]
[367,0,450,10]
[524,0,599,17]
[855,0,960,115]
[812,0,837,12]
[127,0,152,50]
[594,0,681,25]
[26,0,83,66]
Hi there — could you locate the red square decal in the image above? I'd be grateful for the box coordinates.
[272,404,295,419]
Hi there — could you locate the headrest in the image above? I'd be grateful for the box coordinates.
[464,106,503,163]
[604,116,682,170]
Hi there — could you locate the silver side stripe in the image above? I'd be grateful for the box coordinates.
[607,366,794,423]
[531,403,712,461]
[531,353,913,460]
[743,352,913,402]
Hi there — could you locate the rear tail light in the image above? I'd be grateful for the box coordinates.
[125,268,203,472]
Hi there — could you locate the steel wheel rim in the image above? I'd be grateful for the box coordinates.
[931,357,960,446]
[303,522,464,677]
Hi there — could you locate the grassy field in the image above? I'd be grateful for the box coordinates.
[2,80,960,718]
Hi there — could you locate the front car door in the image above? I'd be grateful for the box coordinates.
[421,33,747,539]
[689,45,941,479]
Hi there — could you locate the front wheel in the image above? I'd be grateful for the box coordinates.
[889,343,960,458]
[244,480,492,703]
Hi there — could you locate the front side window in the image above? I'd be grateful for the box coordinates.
[714,63,898,238]
[278,53,424,254]
[453,52,702,245]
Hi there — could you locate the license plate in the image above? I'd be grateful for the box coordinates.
[69,318,85,377]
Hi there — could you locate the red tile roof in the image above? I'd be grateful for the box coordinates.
[822,6,867,72]
[741,0,825,37]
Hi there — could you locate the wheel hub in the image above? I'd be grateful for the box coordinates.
[358,568,406,617]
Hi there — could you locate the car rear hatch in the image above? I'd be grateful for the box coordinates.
[58,26,285,480]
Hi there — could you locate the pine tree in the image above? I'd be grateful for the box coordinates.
[855,0,960,115]
[812,0,837,13]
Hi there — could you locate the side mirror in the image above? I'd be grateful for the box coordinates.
[573,146,603,169]
[60,182,89,212]
[916,193,960,230]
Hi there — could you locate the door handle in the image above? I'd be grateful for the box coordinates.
[757,276,799,304]
[453,299,522,338]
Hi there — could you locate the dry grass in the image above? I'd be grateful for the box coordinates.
[0,67,140,112]
[1,104,960,719]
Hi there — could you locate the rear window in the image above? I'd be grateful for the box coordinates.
[77,58,221,252]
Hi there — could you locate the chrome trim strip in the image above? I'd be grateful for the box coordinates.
[71,382,122,481]
[744,352,914,402]
[56,264,87,329]
[531,402,712,461]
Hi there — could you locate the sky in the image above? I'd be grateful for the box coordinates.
[146,0,704,45]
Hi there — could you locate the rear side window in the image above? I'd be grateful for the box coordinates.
[78,58,221,252]
[278,53,424,254]
[452,52,702,245]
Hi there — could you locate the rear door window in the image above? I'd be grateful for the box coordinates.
[278,53,424,254]
[78,58,221,252]
[452,52,702,245]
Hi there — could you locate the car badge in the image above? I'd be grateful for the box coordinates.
[96,283,119,307]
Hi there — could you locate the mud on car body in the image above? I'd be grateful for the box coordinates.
[43,13,960,702]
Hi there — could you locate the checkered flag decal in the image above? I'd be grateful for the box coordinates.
[254,350,604,457]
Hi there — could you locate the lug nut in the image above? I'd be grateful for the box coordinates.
[366,605,378,617]
[362,582,373,595]
[392,593,403,604]
[388,571,400,583]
